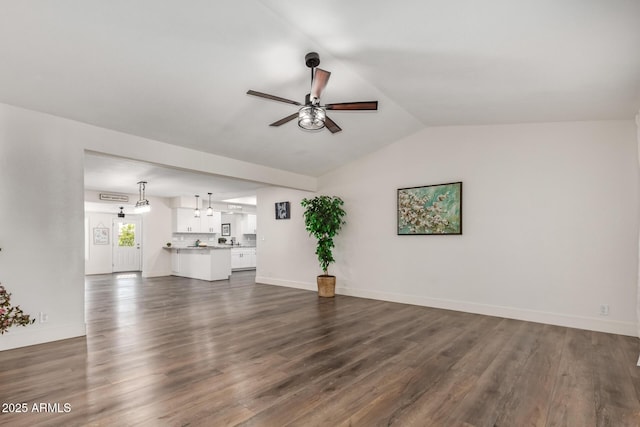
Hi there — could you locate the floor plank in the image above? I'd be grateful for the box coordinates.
[546,328,598,427]
[0,272,638,426]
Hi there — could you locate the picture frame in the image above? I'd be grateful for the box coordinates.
[397,182,462,235]
[93,227,110,245]
[275,201,291,220]
[221,223,231,236]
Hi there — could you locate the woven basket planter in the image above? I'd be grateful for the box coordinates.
[317,275,336,298]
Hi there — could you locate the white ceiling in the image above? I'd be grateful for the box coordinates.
[84,153,265,202]
[2,1,639,190]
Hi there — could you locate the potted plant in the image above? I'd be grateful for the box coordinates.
[301,195,346,297]
[0,283,35,334]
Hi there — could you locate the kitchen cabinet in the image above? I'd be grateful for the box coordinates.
[179,250,211,280]
[240,214,257,234]
[231,247,256,270]
[172,209,221,233]
[201,211,222,233]
[171,249,181,274]
[173,208,200,233]
[246,247,256,268]
[230,250,241,269]
[169,247,231,281]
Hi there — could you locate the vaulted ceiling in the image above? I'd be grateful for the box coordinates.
[1,1,639,180]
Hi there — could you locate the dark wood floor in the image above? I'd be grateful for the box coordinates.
[1,272,639,426]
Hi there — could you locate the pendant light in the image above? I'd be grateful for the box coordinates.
[117,207,125,218]
[194,195,201,218]
[206,193,214,216]
[134,181,151,213]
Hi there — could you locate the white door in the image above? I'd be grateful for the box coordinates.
[112,217,142,272]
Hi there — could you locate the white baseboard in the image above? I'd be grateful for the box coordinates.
[255,276,316,292]
[255,277,637,337]
[142,269,172,278]
[0,322,86,351]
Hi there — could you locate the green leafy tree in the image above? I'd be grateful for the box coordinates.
[301,195,346,276]
[118,223,135,246]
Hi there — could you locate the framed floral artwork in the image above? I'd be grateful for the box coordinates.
[397,182,462,235]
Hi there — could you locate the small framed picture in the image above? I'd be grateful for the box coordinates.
[93,227,110,245]
[275,201,290,220]
[221,223,231,236]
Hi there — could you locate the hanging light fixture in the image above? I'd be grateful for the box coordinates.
[194,195,201,218]
[298,105,326,131]
[206,192,214,216]
[134,181,151,213]
[117,207,125,218]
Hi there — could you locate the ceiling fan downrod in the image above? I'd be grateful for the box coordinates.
[306,52,320,105]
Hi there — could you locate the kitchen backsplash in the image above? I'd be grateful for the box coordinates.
[171,233,256,247]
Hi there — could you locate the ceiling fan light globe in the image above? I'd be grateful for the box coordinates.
[298,106,326,131]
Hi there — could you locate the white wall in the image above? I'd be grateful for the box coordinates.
[141,196,172,278]
[0,105,86,350]
[256,187,316,289]
[85,212,115,274]
[0,102,316,350]
[257,121,639,336]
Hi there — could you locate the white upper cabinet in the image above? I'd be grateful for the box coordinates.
[241,213,257,234]
[172,208,221,234]
[202,211,222,234]
[247,214,257,233]
[173,208,200,233]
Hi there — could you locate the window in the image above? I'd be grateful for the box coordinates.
[118,223,135,247]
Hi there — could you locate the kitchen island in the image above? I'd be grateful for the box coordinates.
[164,246,232,281]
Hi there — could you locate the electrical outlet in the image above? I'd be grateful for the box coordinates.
[39,312,49,323]
[599,304,609,316]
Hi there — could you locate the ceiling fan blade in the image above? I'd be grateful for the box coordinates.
[324,116,342,133]
[310,68,331,101]
[269,112,299,127]
[247,90,301,106]
[325,101,378,111]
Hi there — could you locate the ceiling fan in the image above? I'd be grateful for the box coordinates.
[246,52,378,133]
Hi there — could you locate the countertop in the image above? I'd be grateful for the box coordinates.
[163,246,232,250]
[163,245,256,250]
